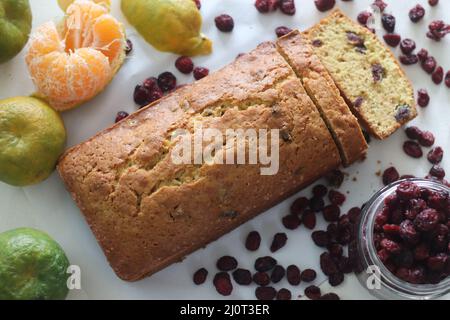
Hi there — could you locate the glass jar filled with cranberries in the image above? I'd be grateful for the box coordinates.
[357,179,449,300]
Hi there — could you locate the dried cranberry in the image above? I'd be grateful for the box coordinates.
[430,165,446,179]
[417,48,428,62]
[381,238,402,254]
[399,220,420,245]
[304,285,321,300]
[372,63,385,82]
[326,169,345,188]
[280,0,296,15]
[253,272,270,286]
[348,207,362,224]
[314,0,335,12]
[115,111,129,123]
[397,181,421,200]
[320,293,340,300]
[427,20,450,41]
[328,272,344,286]
[382,167,399,186]
[329,190,346,206]
[313,184,328,197]
[255,256,277,272]
[403,141,423,158]
[133,85,150,106]
[429,0,439,6]
[290,197,309,215]
[311,39,323,47]
[346,32,364,47]
[414,243,430,261]
[400,39,416,55]
[400,54,419,65]
[312,230,329,247]
[302,210,316,230]
[372,0,387,12]
[445,70,450,88]
[270,265,285,283]
[409,4,425,23]
[309,196,325,212]
[320,252,339,275]
[432,66,444,84]
[421,56,437,74]
[418,131,435,147]
[193,67,209,80]
[427,147,444,164]
[405,126,422,140]
[417,89,430,107]
[125,39,133,55]
[300,269,317,282]
[328,243,344,258]
[381,14,396,33]
[232,268,252,285]
[157,72,177,92]
[383,224,400,236]
[255,286,276,300]
[193,268,208,285]
[357,11,372,25]
[245,231,261,251]
[395,105,411,122]
[270,233,287,252]
[427,254,448,271]
[254,0,279,13]
[215,14,234,32]
[275,26,292,38]
[175,56,194,74]
[193,0,201,9]
[323,204,341,222]
[414,208,439,231]
[383,33,401,47]
[286,265,301,285]
[217,256,238,271]
[213,272,233,296]
[282,214,301,230]
[276,288,292,300]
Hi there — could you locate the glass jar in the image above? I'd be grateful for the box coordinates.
[356,179,450,300]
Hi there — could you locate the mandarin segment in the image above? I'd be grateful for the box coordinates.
[25,0,125,111]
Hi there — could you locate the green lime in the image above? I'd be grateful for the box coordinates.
[0,228,70,300]
[0,0,32,63]
[0,96,66,186]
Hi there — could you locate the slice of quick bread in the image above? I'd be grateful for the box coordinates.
[304,9,417,139]
[277,30,367,166]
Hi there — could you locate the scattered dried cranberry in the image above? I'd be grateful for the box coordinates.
[319,293,340,300]
[286,265,301,285]
[133,85,150,106]
[302,210,316,229]
[255,286,277,300]
[405,126,422,140]
[400,39,416,55]
[418,131,435,147]
[270,233,287,252]
[282,214,301,230]
[275,26,292,38]
[245,231,261,251]
[314,0,335,12]
[432,66,444,84]
[421,56,437,74]
[125,39,133,55]
[427,147,443,164]
[215,14,234,32]
[403,141,423,158]
[417,89,430,107]
[357,11,372,25]
[323,204,341,222]
[290,197,309,215]
[270,265,285,283]
[328,272,344,286]
[300,269,317,282]
[253,272,270,286]
[429,0,438,6]
[255,256,277,272]
[417,48,428,62]
[409,4,425,22]
[157,72,177,92]
[326,170,345,188]
[213,272,233,296]
[348,207,362,224]
[320,252,339,275]
[254,0,279,13]
[329,190,346,206]
[427,20,450,41]
[175,56,194,74]
[193,67,209,80]
[328,243,344,258]
[115,111,129,123]
[312,230,329,247]
[446,70,450,88]
[309,196,325,212]
[232,268,252,285]
[304,285,321,300]
[372,0,387,12]
[430,165,446,179]
[280,0,296,15]
[217,256,238,271]
[382,14,396,33]
[313,184,328,197]
[400,54,419,65]
[383,34,401,47]
[193,268,208,285]
[276,288,292,300]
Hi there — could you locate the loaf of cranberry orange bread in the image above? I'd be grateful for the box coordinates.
[277,30,367,166]
[304,9,417,139]
[57,42,341,281]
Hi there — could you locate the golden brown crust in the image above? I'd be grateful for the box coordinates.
[304,9,417,140]
[58,42,341,281]
[277,30,368,166]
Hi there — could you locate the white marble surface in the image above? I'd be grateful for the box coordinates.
[0,0,448,300]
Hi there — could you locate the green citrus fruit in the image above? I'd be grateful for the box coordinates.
[121,0,212,56]
[0,0,32,63]
[0,228,70,300]
[0,96,66,186]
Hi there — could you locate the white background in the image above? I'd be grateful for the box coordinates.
[0,0,448,300]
